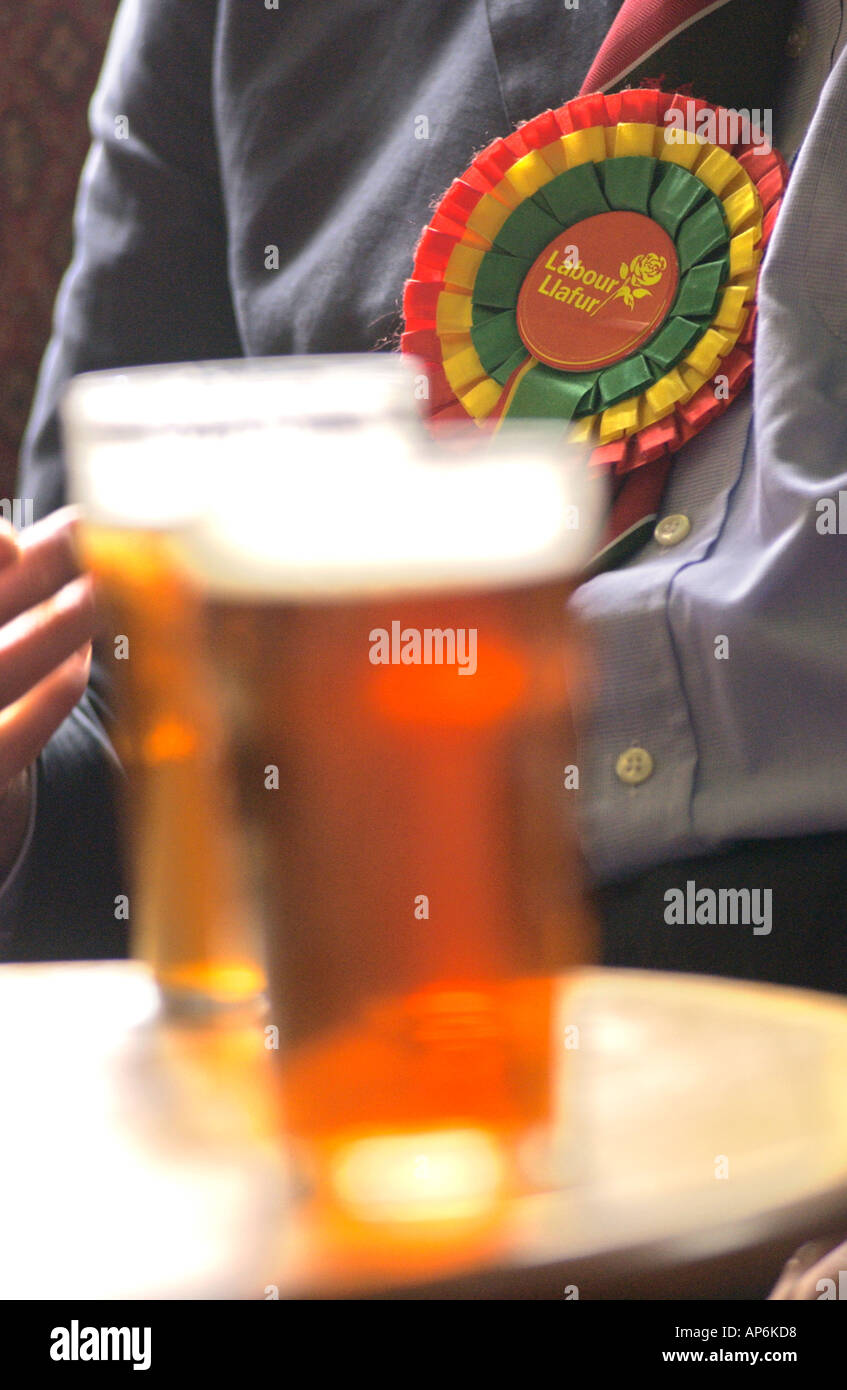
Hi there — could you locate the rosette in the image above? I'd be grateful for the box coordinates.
[401,88,788,563]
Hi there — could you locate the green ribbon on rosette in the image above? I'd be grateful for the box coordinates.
[469,154,732,420]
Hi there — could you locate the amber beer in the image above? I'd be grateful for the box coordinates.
[209,582,591,1106]
[80,524,265,1008]
[62,355,420,1013]
[183,435,603,1212]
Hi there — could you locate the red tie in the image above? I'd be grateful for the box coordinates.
[582,0,735,95]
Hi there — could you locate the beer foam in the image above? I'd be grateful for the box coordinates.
[63,354,420,434]
[62,357,606,595]
[178,430,606,599]
[62,355,425,530]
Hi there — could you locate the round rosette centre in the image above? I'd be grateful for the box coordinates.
[516,211,679,373]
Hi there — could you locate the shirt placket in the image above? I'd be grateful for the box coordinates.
[572,1,847,884]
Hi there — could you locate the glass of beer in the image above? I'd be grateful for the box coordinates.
[61,356,423,1015]
[174,401,604,1223]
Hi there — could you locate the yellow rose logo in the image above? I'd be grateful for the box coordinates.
[609,252,669,310]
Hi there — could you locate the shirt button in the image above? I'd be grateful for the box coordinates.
[615,746,654,786]
[785,22,809,58]
[654,513,691,547]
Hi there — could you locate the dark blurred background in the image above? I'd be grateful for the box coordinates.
[0,1,117,501]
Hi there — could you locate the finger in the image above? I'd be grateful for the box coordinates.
[0,575,96,712]
[768,1257,803,1300]
[768,1237,840,1300]
[790,1238,847,1301]
[16,504,81,544]
[0,645,92,787]
[0,506,83,630]
[0,518,19,574]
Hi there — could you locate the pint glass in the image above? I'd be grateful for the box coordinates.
[176,403,604,1217]
[62,356,421,1013]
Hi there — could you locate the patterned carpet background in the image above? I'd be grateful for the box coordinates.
[0,1,117,503]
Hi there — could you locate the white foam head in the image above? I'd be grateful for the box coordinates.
[181,426,605,599]
[62,354,424,530]
[61,356,606,597]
